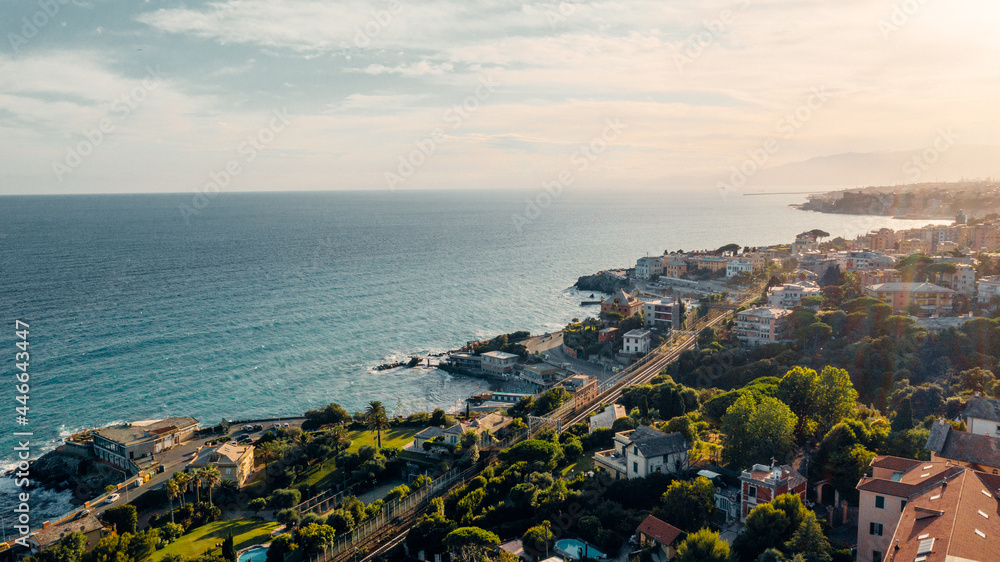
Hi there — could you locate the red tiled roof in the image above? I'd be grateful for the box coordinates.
[870,455,922,472]
[637,515,684,546]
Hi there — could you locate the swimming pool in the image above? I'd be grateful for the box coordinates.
[555,538,606,560]
[237,546,269,562]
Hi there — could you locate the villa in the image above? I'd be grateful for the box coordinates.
[594,426,689,480]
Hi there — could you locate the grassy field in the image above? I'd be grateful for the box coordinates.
[346,427,420,452]
[293,427,423,492]
[151,519,281,561]
[560,455,595,479]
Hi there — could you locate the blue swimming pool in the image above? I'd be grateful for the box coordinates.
[555,538,606,560]
[237,546,268,562]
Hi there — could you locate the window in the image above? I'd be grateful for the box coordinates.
[748,486,757,498]
[901,500,907,512]
[875,496,885,509]
[872,551,882,562]
[869,522,883,536]
[634,446,638,455]
[633,462,638,473]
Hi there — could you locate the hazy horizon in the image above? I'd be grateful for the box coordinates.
[3,0,999,196]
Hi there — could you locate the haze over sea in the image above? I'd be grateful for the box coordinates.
[0,187,947,520]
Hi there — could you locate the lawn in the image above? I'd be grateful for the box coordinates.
[293,427,422,492]
[151,519,281,561]
[346,427,420,453]
[561,455,595,479]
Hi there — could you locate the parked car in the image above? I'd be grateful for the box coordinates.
[74,509,91,520]
[253,424,263,431]
[104,493,120,504]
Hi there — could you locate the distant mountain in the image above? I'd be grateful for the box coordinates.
[703,144,1000,188]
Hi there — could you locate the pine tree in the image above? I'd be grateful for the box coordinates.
[785,512,832,562]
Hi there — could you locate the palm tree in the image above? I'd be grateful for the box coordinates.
[193,468,205,504]
[365,401,390,449]
[173,472,191,506]
[218,479,240,506]
[165,478,180,524]
[202,465,222,506]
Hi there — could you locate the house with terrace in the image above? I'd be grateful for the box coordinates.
[594,426,689,480]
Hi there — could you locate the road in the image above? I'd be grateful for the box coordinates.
[75,418,306,518]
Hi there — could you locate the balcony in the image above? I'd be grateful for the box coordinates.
[594,449,627,474]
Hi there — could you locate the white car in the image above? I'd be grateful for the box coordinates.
[104,493,120,504]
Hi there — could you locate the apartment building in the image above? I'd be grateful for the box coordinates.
[863,282,955,316]
[767,281,821,309]
[642,298,681,331]
[734,307,792,346]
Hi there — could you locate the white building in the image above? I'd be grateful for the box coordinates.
[481,351,519,375]
[733,307,792,346]
[977,275,1000,304]
[636,256,665,280]
[589,404,627,433]
[622,329,652,355]
[767,281,822,309]
[940,263,976,296]
[642,298,681,331]
[963,395,1000,438]
[594,426,690,480]
[726,259,754,278]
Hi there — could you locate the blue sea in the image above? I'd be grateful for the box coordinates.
[0,187,946,524]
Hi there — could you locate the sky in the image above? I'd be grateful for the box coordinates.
[1,0,999,195]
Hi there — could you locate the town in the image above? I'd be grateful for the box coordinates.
[7,214,1000,562]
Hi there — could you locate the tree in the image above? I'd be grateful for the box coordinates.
[365,401,391,449]
[165,478,180,524]
[444,527,500,562]
[222,534,236,562]
[173,472,191,506]
[522,521,554,558]
[269,488,302,509]
[661,477,715,532]
[193,468,205,504]
[721,394,797,469]
[218,479,240,506]
[786,512,832,562]
[266,534,298,562]
[202,465,222,506]
[296,523,338,556]
[732,503,790,562]
[891,397,914,433]
[498,440,563,471]
[103,505,138,534]
[778,366,818,440]
[812,366,857,438]
[675,528,730,562]
[249,497,268,514]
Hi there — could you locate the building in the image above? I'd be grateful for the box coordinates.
[792,232,819,254]
[726,259,754,278]
[622,329,652,355]
[446,352,482,371]
[519,362,568,387]
[635,515,684,560]
[856,456,1000,562]
[838,250,897,271]
[692,256,730,272]
[977,275,1000,304]
[925,420,1000,474]
[899,238,930,255]
[739,463,807,522]
[767,281,821,309]
[24,513,106,553]
[598,327,618,344]
[963,395,1000,437]
[601,289,643,318]
[863,282,956,315]
[589,404,627,433]
[481,351,519,375]
[418,413,514,451]
[594,426,690,480]
[642,298,681,331]
[858,269,902,288]
[187,442,255,486]
[92,417,198,472]
[733,307,792,346]
[663,257,688,278]
[636,256,665,279]
[939,263,976,296]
